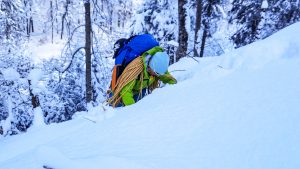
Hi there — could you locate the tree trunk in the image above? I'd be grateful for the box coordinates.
[25,2,34,36]
[193,0,202,57]
[109,7,113,33]
[61,15,66,39]
[200,0,213,58]
[56,0,59,34]
[84,1,92,103]
[199,28,207,58]
[176,0,189,62]
[29,4,34,34]
[28,80,40,108]
[27,18,30,36]
[30,17,34,33]
[50,0,54,43]
[61,0,69,39]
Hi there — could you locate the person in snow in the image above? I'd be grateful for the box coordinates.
[107,46,177,107]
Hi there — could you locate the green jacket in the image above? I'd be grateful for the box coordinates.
[120,47,177,106]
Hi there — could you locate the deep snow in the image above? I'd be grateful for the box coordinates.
[0,23,300,169]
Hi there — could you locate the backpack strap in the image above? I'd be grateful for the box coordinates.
[147,54,154,69]
[111,65,121,91]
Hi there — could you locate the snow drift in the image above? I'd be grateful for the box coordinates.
[0,23,300,169]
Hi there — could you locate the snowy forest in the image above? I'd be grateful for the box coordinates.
[0,0,299,136]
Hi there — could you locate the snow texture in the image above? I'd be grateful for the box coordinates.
[0,22,300,169]
[1,68,20,81]
[262,0,269,9]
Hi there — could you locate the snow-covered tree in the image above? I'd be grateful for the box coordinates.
[229,0,264,48]
[130,0,178,63]
[0,0,27,50]
[188,0,227,57]
[228,0,300,48]
[198,0,224,57]
[260,0,300,39]
[0,55,33,136]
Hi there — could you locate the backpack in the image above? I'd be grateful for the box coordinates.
[110,34,159,91]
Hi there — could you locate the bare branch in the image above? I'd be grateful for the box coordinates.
[61,47,85,74]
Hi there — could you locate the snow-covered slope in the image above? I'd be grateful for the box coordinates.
[1,23,300,169]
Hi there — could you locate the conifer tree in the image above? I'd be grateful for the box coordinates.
[0,0,26,49]
[130,0,178,63]
[229,0,263,48]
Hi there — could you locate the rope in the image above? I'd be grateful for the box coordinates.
[107,56,144,107]
[149,78,160,92]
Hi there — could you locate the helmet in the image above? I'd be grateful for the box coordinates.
[147,52,170,75]
[113,38,127,59]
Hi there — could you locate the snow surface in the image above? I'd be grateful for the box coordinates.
[31,107,46,129]
[28,68,44,94]
[1,68,20,80]
[1,23,300,169]
[262,0,269,9]
[28,39,66,64]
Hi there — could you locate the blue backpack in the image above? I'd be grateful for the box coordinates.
[110,34,159,91]
[114,34,159,66]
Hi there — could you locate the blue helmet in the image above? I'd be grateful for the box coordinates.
[147,52,170,75]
